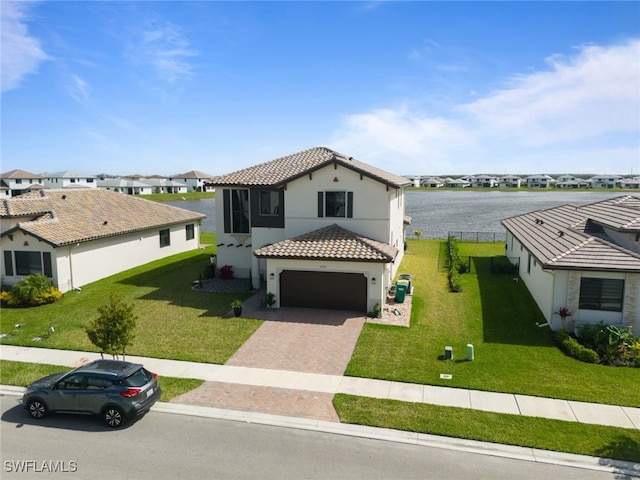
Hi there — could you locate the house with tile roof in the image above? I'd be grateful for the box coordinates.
[0,169,45,197]
[170,170,215,192]
[210,147,411,312]
[0,188,205,293]
[501,195,640,335]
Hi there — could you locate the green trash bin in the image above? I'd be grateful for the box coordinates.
[395,280,408,303]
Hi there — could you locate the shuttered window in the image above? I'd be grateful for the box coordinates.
[3,250,13,276]
[579,277,624,312]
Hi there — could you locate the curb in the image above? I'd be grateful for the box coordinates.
[3,386,638,477]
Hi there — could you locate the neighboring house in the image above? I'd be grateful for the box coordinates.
[171,171,215,192]
[445,178,471,188]
[41,170,98,189]
[422,177,445,188]
[556,178,590,189]
[471,175,497,188]
[0,188,205,293]
[497,175,522,188]
[590,175,622,189]
[621,178,640,189]
[97,178,155,195]
[501,195,640,336]
[404,176,422,187]
[0,170,45,197]
[525,175,554,188]
[136,178,189,194]
[210,146,411,313]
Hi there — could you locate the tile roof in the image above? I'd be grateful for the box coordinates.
[254,224,398,263]
[0,169,42,179]
[210,147,411,189]
[0,188,205,247]
[501,195,640,272]
[172,170,214,179]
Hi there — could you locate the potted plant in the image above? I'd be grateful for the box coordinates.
[265,292,276,309]
[231,299,243,317]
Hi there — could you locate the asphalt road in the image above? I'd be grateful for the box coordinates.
[0,394,628,479]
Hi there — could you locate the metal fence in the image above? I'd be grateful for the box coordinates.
[447,231,506,243]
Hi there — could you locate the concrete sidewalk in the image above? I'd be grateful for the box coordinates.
[2,345,639,430]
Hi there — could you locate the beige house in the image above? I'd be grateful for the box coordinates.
[210,147,411,313]
[1,188,204,293]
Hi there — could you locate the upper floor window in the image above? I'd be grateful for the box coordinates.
[579,277,624,312]
[15,179,22,184]
[223,189,250,234]
[317,191,353,218]
[259,190,280,216]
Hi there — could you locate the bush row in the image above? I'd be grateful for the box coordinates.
[447,236,463,292]
[0,274,63,307]
[556,329,600,364]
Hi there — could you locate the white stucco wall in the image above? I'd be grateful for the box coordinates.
[2,222,200,293]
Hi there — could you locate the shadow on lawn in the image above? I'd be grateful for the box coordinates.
[594,434,640,469]
[115,251,249,318]
[473,256,552,347]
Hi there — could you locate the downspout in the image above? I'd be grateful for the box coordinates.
[68,245,74,291]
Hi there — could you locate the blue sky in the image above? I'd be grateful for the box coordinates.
[2,1,639,177]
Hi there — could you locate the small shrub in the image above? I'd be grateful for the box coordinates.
[448,268,462,292]
[3,274,62,307]
[556,329,599,364]
[219,265,233,280]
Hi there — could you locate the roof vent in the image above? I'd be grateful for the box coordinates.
[61,195,66,199]
[103,220,108,225]
[558,231,564,237]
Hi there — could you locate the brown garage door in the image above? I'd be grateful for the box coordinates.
[280,270,367,311]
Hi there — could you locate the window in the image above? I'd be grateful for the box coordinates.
[579,277,624,312]
[15,179,22,184]
[4,250,13,276]
[86,376,112,390]
[15,251,42,276]
[87,178,94,183]
[185,224,195,241]
[259,190,280,216]
[223,189,249,233]
[159,229,170,248]
[317,191,353,218]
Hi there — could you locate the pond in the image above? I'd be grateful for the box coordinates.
[168,190,624,239]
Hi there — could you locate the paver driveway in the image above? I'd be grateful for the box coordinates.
[171,294,366,421]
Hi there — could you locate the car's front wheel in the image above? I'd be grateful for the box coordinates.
[103,407,125,428]
[27,399,47,419]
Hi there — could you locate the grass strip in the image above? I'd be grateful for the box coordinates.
[333,394,640,463]
[0,360,203,403]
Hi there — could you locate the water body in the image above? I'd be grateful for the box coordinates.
[168,191,624,239]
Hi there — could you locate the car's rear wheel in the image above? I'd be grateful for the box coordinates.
[27,399,47,419]
[103,407,125,428]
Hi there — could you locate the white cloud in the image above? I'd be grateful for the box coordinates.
[331,39,640,175]
[127,17,197,83]
[1,2,48,93]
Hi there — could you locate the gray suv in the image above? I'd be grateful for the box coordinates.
[23,359,161,428]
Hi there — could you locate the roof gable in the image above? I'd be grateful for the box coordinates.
[211,147,411,189]
[254,223,398,263]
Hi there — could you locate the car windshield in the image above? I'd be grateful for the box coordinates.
[121,368,153,387]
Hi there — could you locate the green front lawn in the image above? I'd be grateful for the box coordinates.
[345,240,640,407]
[0,234,261,364]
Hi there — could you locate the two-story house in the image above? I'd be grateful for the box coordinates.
[471,174,498,188]
[210,147,411,312]
[497,175,522,188]
[0,170,45,197]
[502,195,640,336]
[41,170,98,189]
[525,175,554,188]
[171,171,216,192]
[590,175,622,189]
